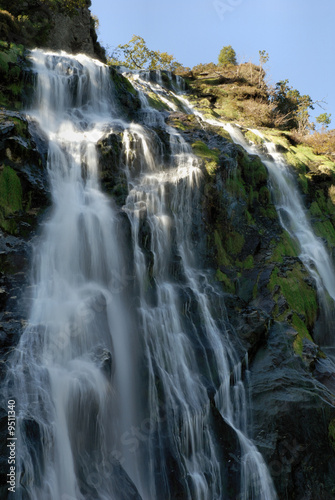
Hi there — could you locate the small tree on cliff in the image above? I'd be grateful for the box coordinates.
[110,35,181,71]
[218,45,237,66]
[316,112,332,130]
[258,50,269,88]
[271,79,314,132]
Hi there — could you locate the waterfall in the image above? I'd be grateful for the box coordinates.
[165,78,335,348]
[224,124,335,347]
[4,50,277,500]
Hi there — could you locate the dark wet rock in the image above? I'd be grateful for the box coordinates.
[0,0,106,61]
[109,67,141,120]
[209,397,241,499]
[314,356,335,394]
[249,323,335,499]
[94,347,113,379]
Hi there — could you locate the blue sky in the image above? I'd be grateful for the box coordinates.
[90,0,335,128]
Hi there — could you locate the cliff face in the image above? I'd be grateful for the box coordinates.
[0,20,335,500]
[98,69,335,498]
[0,0,105,60]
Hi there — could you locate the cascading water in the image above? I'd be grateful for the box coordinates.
[164,80,335,349]
[223,124,335,347]
[4,49,139,500]
[4,49,277,500]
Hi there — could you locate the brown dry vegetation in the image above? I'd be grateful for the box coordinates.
[304,129,335,157]
[178,62,279,129]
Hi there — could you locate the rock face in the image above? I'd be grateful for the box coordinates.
[0,27,335,500]
[0,0,105,61]
[46,7,99,57]
[163,101,335,498]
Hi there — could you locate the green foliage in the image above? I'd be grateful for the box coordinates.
[110,35,182,71]
[0,9,19,40]
[40,0,87,15]
[258,50,269,87]
[258,50,269,66]
[0,42,25,109]
[271,79,314,132]
[316,112,331,129]
[218,45,237,66]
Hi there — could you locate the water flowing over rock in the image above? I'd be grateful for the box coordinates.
[0,50,280,500]
[0,48,335,500]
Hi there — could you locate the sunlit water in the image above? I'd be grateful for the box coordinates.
[4,52,277,500]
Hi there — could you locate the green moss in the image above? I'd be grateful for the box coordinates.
[329,419,335,452]
[10,116,28,137]
[242,255,254,269]
[192,140,220,163]
[205,160,218,176]
[216,269,235,293]
[214,230,230,266]
[263,132,290,151]
[240,152,268,187]
[225,171,247,199]
[313,220,335,247]
[309,188,335,247]
[147,92,169,111]
[292,313,313,356]
[309,201,323,217]
[0,165,22,214]
[271,231,300,263]
[298,173,309,194]
[259,205,278,220]
[226,231,244,256]
[285,151,307,172]
[286,144,335,178]
[269,264,317,328]
[245,130,264,146]
[192,140,221,176]
[259,186,271,205]
[245,210,255,225]
[0,165,23,234]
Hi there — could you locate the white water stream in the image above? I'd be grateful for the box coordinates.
[166,81,335,347]
[4,52,277,499]
[223,124,335,345]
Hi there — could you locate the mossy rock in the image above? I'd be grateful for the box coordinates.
[214,229,230,266]
[192,140,220,176]
[269,263,318,330]
[329,419,335,452]
[270,231,300,263]
[215,268,235,293]
[109,67,141,119]
[146,92,169,112]
[239,151,268,187]
[245,130,264,146]
[0,164,22,233]
[292,314,314,356]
